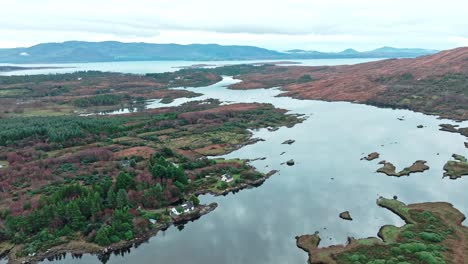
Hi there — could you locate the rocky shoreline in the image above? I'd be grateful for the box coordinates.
[295,197,468,263]
[7,203,218,264]
[195,170,278,196]
[376,160,429,177]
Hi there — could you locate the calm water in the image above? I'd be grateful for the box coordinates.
[3,59,467,264]
[0,58,382,76]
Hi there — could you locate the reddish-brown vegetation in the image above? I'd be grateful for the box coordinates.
[229,47,468,120]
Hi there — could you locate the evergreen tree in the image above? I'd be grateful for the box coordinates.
[95,225,111,246]
[189,194,200,206]
[116,172,135,191]
[106,189,116,208]
[66,201,85,230]
[116,189,129,209]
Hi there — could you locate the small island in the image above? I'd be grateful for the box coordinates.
[439,124,468,137]
[296,197,468,264]
[376,160,429,177]
[361,152,379,161]
[282,139,296,145]
[443,154,468,179]
[339,211,352,221]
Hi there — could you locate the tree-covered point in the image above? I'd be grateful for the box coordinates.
[0,151,195,256]
[0,71,121,86]
[73,94,130,107]
[0,116,130,145]
[0,112,177,146]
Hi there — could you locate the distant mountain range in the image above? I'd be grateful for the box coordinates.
[0,41,438,63]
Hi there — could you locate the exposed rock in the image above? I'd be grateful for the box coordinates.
[361,152,380,161]
[282,139,296,145]
[465,142,468,148]
[286,159,295,166]
[339,211,353,221]
[439,123,459,133]
[295,233,321,259]
[376,160,429,177]
[439,124,468,137]
[417,125,424,128]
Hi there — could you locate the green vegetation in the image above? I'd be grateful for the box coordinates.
[0,71,301,261]
[376,160,429,177]
[297,74,314,83]
[443,154,468,179]
[0,115,131,145]
[0,71,113,86]
[370,73,468,120]
[297,198,467,264]
[73,94,129,107]
[0,88,31,97]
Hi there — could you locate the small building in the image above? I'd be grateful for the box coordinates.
[221,174,233,183]
[170,201,195,216]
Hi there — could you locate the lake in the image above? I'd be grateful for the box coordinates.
[0,58,382,76]
[3,59,466,264]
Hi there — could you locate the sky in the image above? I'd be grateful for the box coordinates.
[1,0,467,51]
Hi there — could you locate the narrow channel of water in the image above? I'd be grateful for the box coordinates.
[39,75,467,264]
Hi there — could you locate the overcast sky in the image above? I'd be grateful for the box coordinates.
[1,0,467,51]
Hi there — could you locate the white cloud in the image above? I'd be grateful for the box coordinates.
[0,0,467,51]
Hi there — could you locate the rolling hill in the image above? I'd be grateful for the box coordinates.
[0,41,437,63]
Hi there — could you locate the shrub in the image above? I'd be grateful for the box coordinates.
[399,242,427,253]
[419,232,444,243]
[415,251,443,264]
[401,230,415,239]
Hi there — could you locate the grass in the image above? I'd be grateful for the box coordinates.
[0,88,31,97]
[166,131,248,149]
[443,154,468,179]
[378,225,400,243]
[301,198,465,264]
[377,198,413,223]
[6,104,74,117]
[214,158,244,165]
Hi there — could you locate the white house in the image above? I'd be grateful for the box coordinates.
[221,174,233,183]
[170,201,195,216]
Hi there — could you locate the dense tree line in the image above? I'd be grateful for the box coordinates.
[0,116,130,145]
[73,94,130,107]
[0,71,120,86]
[0,152,194,256]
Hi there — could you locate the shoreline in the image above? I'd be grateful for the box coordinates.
[6,203,217,264]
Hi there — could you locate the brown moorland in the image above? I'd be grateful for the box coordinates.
[228,47,468,120]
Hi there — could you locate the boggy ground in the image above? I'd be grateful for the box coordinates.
[0,70,221,117]
[0,97,301,263]
[296,197,468,264]
[209,48,468,121]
